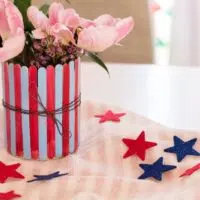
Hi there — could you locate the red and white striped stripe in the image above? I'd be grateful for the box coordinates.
[14,64,23,157]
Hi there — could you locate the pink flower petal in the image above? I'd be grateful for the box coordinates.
[150,2,161,13]
[77,26,118,52]
[51,23,74,44]
[0,0,10,38]
[0,28,25,62]
[80,18,96,28]
[49,2,64,25]
[0,0,24,39]
[32,29,47,39]
[27,6,49,30]
[6,0,24,35]
[61,8,80,28]
[115,17,134,43]
[64,8,77,15]
[94,14,116,26]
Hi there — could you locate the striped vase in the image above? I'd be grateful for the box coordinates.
[1,59,81,160]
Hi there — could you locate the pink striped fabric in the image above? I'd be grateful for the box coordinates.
[1,60,80,160]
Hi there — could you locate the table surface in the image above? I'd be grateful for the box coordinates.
[1,63,200,131]
[0,65,200,200]
[81,63,200,131]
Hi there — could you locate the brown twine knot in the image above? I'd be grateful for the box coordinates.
[2,92,81,137]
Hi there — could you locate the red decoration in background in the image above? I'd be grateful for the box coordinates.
[122,131,157,160]
[95,110,126,123]
[0,162,24,183]
[150,2,161,13]
[180,163,200,177]
[0,191,21,200]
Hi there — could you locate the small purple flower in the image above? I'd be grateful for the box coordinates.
[33,41,42,51]
[46,46,57,57]
[41,39,48,47]
[61,56,69,63]
[41,60,48,66]
[69,55,75,60]
[56,46,65,56]
[67,45,77,54]
[38,55,46,61]
[31,36,83,67]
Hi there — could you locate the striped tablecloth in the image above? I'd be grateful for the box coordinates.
[0,101,200,200]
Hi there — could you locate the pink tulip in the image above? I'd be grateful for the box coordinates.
[51,23,74,45]
[77,26,118,52]
[78,16,134,52]
[28,3,134,52]
[94,15,135,43]
[80,18,96,28]
[27,6,49,39]
[61,8,80,28]
[48,2,64,25]
[115,17,135,43]
[94,14,117,26]
[49,3,80,27]
[0,0,25,62]
[28,3,77,40]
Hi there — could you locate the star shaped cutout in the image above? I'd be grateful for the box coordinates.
[0,162,24,183]
[164,136,200,162]
[122,131,157,160]
[138,157,176,181]
[180,163,200,177]
[0,191,21,200]
[94,110,126,123]
[27,171,69,183]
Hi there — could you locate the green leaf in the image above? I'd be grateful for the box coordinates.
[87,52,110,76]
[40,3,50,15]
[14,0,33,31]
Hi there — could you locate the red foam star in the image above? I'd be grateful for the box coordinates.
[122,131,157,160]
[0,162,24,183]
[94,110,126,123]
[180,163,200,177]
[0,191,21,200]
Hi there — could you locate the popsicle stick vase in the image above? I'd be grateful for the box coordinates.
[1,59,81,160]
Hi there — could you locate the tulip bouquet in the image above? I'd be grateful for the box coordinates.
[0,0,134,72]
[0,0,134,160]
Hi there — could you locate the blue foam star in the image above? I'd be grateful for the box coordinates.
[164,136,200,162]
[138,157,176,181]
[27,171,69,183]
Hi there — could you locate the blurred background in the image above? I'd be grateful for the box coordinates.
[32,0,200,66]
